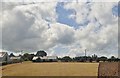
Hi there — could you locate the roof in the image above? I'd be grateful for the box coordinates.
[0,52,7,57]
[32,56,57,60]
[32,56,38,60]
[10,56,21,60]
[41,56,57,59]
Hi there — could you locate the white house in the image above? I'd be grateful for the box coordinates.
[10,56,22,63]
[32,56,58,62]
[0,52,11,65]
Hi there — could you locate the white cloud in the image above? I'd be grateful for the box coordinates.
[63,2,118,57]
[44,23,75,45]
[89,2,118,25]
[1,2,76,52]
[2,2,58,51]
[64,2,90,24]
[1,2,118,57]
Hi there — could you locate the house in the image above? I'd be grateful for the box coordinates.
[0,52,11,65]
[10,56,22,63]
[32,50,58,62]
[32,56,58,62]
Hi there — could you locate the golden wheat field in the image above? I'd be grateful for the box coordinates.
[1,62,99,76]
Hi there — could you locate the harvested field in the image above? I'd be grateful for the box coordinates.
[1,62,98,76]
[98,62,120,78]
[1,62,120,78]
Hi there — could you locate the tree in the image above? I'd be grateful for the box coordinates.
[99,56,107,62]
[9,53,15,57]
[87,56,93,62]
[22,53,34,61]
[92,54,98,61]
[110,56,116,62]
[73,57,82,62]
[36,50,47,57]
[89,58,93,62]
[62,56,72,62]
[96,58,100,62]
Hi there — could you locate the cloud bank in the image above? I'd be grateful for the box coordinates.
[1,1,118,57]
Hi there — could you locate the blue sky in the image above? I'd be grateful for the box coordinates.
[56,2,90,29]
[56,2,79,29]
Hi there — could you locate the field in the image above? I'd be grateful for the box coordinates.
[1,62,99,76]
[98,62,120,77]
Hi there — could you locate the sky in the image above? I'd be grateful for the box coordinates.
[0,0,119,57]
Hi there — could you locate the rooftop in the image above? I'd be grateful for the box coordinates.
[0,52,7,57]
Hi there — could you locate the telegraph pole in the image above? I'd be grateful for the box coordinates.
[85,49,87,62]
[20,50,23,63]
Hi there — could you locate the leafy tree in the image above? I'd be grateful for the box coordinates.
[61,56,72,62]
[99,56,107,62]
[36,50,47,57]
[115,58,120,62]
[87,56,92,62]
[89,58,93,62]
[96,58,100,62]
[9,53,15,57]
[73,57,82,62]
[58,57,62,60]
[110,56,116,62]
[22,53,34,61]
[92,54,98,61]
[29,54,35,60]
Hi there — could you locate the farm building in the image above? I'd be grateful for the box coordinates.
[32,56,58,62]
[32,50,58,62]
[10,56,22,63]
[0,52,11,65]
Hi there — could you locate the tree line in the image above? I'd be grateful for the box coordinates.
[58,55,120,62]
[9,51,120,62]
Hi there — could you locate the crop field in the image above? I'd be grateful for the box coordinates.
[1,62,119,77]
[1,62,99,76]
[98,62,120,77]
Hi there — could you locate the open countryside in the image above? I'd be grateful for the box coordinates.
[0,51,120,77]
[1,1,119,78]
[2,62,99,76]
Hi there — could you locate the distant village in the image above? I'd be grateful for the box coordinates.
[0,50,120,65]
